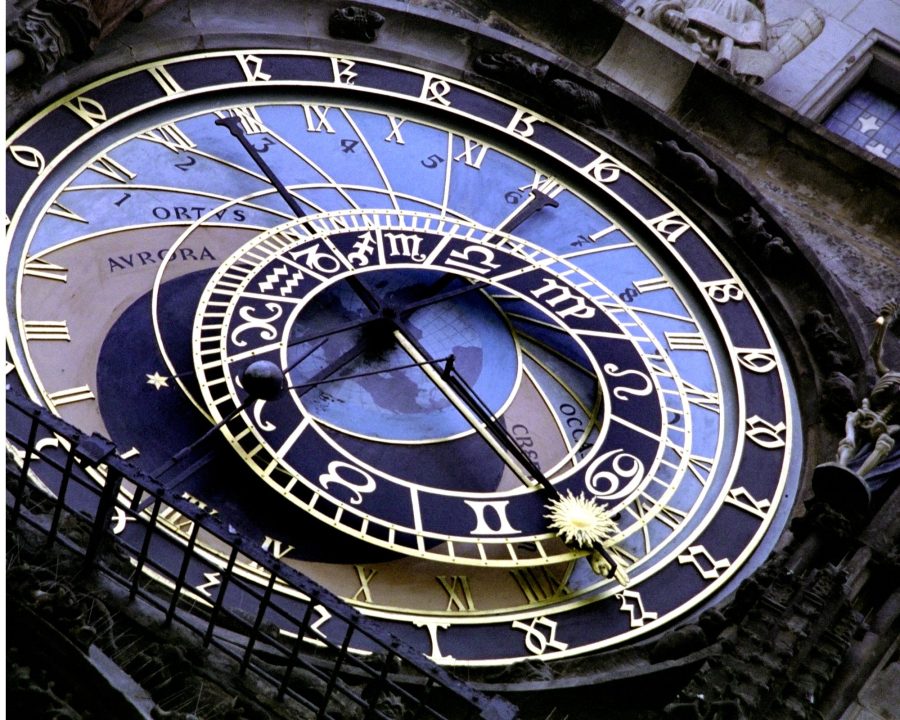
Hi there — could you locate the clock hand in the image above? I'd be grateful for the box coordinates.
[391,328,553,494]
[494,188,559,234]
[394,332,623,580]
[215,116,394,319]
[392,322,626,581]
[290,337,370,398]
[216,115,308,218]
[198,128,614,574]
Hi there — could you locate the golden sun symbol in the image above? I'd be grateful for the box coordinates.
[544,490,618,548]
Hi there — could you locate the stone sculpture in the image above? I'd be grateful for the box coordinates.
[632,0,825,84]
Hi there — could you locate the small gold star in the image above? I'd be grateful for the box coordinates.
[146,371,170,389]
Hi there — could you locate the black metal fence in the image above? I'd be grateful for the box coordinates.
[6,391,518,720]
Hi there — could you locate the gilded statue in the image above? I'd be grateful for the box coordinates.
[814,301,900,513]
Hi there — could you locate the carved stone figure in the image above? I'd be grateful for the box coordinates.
[474,52,605,126]
[328,5,385,43]
[732,205,795,269]
[548,78,605,125]
[802,308,853,374]
[473,51,549,87]
[654,139,729,210]
[633,0,825,84]
[7,0,173,78]
[813,301,900,513]
[7,2,98,77]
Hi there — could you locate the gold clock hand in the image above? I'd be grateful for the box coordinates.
[287,355,452,393]
[392,323,626,581]
[391,331,553,494]
[393,329,624,579]
[289,337,369,398]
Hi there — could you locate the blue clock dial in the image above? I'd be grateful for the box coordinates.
[6,50,800,665]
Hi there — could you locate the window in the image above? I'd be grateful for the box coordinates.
[800,32,900,168]
[824,80,900,166]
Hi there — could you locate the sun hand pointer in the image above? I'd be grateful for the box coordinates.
[393,331,553,493]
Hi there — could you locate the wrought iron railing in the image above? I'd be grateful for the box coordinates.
[6,390,518,720]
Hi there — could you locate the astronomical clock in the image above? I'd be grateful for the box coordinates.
[6,6,815,685]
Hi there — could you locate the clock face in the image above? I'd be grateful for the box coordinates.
[6,50,800,665]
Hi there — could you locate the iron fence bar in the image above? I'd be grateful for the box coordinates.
[239,566,280,675]
[9,410,41,527]
[130,485,146,512]
[317,621,356,720]
[82,466,123,570]
[277,597,317,699]
[164,519,201,626]
[45,438,79,545]
[362,651,396,720]
[203,542,241,647]
[5,391,519,720]
[411,676,438,720]
[130,493,162,601]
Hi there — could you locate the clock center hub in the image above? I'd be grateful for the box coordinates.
[286,267,521,443]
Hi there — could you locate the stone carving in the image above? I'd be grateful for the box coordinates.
[474,52,604,125]
[632,0,825,84]
[732,206,794,269]
[328,5,385,43]
[790,500,856,545]
[654,139,725,208]
[8,657,85,720]
[664,562,859,719]
[7,563,118,652]
[548,78,606,125]
[802,309,854,374]
[813,300,900,514]
[649,623,709,662]
[7,1,97,77]
[821,371,859,428]
[150,707,200,720]
[7,1,175,79]
[473,51,549,87]
[664,696,744,719]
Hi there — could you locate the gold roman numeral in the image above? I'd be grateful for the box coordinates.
[215,106,266,134]
[148,65,184,96]
[331,57,357,85]
[24,320,70,341]
[138,123,196,153]
[48,385,94,407]
[351,566,377,603]
[437,575,475,611]
[510,562,574,605]
[665,331,706,352]
[47,201,88,224]
[236,53,272,82]
[302,105,336,133]
[87,153,136,183]
[453,136,489,168]
[24,257,68,282]
[64,95,107,128]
